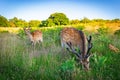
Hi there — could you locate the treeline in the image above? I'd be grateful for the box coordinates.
[0,12,120,27]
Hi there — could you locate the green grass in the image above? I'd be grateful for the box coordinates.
[0,27,120,80]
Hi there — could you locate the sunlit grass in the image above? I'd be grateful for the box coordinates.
[0,26,120,80]
[0,27,21,33]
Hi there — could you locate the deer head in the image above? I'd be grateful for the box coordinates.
[24,27,31,35]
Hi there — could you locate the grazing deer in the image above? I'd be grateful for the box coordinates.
[60,27,92,70]
[24,27,43,46]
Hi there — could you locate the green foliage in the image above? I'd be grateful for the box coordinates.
[59,58,76,80]
[0,14,120,29]
[70,19,80,24]
[0,15,9,27]
[92,19,105,22]
[74,25,85,30]
[0,30,9,33]
[40,20,47,27]
[17,29,26,39]
[9,17,28,27]
[46,12,69,26]
[114,29,120,37]
[92,34,111,55]
[92,53,107,70]
[97,27,109,34]
[80,17,91,23]
[46,19,55,27]
[9,21,16,27]
[59,58,76,72]
[29,20,41,27]
[111,18,120,23]
[0,27,120,80]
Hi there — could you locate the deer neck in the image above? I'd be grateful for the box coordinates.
[26,32,33,41]
[79,31,87,57]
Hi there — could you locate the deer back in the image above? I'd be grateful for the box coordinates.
[60,27,87,57]
[31,30,43,42]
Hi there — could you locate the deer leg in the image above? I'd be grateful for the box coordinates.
[31,41,34,45]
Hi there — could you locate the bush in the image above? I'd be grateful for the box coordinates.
[97,27,109,34]
[114,29,120,36]
[91,53,107,70]
[17,29,26,39]
[0,30,9,33]
[0,15,9,27]
[59,58,76,80]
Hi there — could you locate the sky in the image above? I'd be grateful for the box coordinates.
[0,0,120,21]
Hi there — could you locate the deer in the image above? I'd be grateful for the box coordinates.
[60,27,92,70]
[24,27,43,46]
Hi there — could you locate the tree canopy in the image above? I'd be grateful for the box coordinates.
[9,17,28,27]
[70,19,80,24]
[0,15,9,27]
[29,20,41,27]
[46,12,69,26]
[0,13,120,27]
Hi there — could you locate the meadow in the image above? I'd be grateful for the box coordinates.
[0,25,120,80]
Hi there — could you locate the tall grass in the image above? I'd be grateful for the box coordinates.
[0,27,120,80]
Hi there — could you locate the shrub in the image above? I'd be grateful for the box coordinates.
[59,58,76,80]
[91,53,107,70]
[0,30,9,33]
[114,29,120,36]
[17,29,26,39]
[97,27,109,34]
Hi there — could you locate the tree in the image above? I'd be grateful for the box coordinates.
[92,19,105,22]
[9,17,28,27]
[9,21,16,27]
[70,19,80,24]
[40,20,47,27]
[0,15,9,27]
[111,18,120,23]
[80,17,90,23]
[29,20,41,27]
[46,19,55,27]
[46,12,69,26]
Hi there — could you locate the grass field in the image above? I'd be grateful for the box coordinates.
[0,26,120,80]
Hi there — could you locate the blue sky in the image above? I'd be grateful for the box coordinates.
[0,0,120,21]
